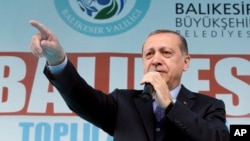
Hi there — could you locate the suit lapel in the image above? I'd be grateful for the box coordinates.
[134,96,154,141]
[132,85,195,141]
[177,85,196,109]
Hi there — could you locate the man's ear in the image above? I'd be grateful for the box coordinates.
[183,55,190,71]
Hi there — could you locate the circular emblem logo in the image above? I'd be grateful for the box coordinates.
[54,0,151,36]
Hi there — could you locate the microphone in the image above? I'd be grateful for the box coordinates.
[141,83,153,101]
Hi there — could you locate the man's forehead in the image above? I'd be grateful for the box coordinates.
[147,32,181,40]
[144,33,181,47]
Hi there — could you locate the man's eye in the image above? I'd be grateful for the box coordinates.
[145,52,153,58]
[146,52,152,56]
[164,51,171,54]
[163,51,172,57]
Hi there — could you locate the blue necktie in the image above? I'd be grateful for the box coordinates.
[155,105,165,122]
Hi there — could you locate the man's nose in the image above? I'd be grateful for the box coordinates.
[152,61,161,67]
[151,55,162,67]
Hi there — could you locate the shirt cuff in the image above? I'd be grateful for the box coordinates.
[47,56,68,74]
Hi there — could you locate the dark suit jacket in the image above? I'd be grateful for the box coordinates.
[44,60,230,141]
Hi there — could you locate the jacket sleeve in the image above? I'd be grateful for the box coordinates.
[166,96,230,141]
[43,60,117,135]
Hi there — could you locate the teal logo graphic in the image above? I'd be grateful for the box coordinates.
[54,0,150,36]
[77,0,125,20]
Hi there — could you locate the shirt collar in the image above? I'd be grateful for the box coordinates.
[171,84,181,99]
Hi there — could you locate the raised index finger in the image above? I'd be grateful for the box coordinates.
[29,20,50,39]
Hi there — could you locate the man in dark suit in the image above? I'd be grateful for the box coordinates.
[29,20,230,141]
